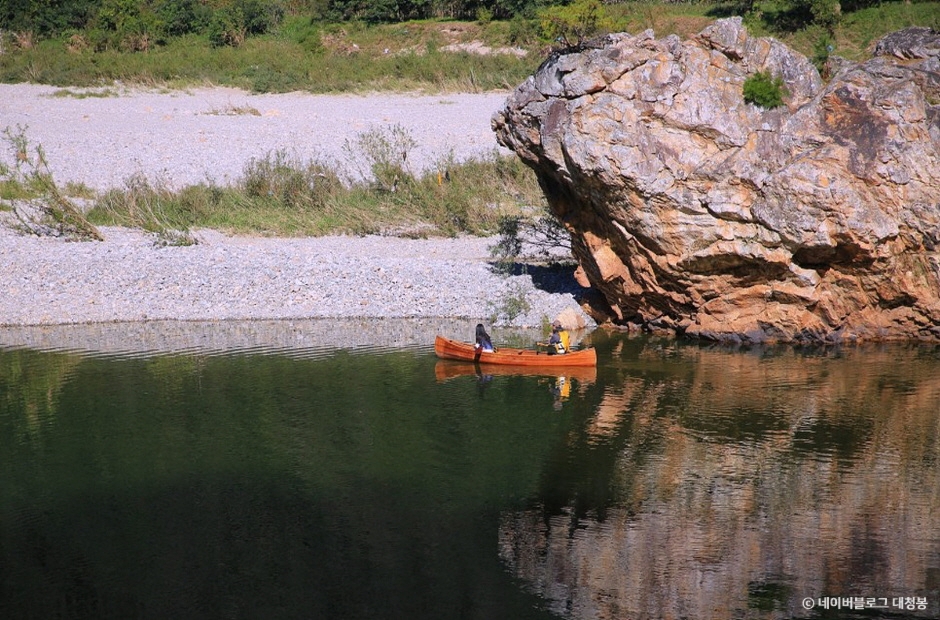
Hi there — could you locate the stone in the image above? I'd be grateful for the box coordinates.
[554,307,587,331]
[493,20,940,343]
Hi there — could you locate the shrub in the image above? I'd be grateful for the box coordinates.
[208,6,247,47]
[539,0,612,48]
[0,125,103,241]
[343,124,417,193]
[743,71,788,109]
[156,0,212,37]
[241,150,342,209]
[508,15,538,45]
[95,173,197,246]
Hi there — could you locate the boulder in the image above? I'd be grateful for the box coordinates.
[493,19,940,343]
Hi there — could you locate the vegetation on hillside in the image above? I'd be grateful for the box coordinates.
[0,1,936,92]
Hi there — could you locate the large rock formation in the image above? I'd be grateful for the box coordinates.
[493,19,940,343]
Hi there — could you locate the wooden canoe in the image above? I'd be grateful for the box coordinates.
[434,335,597,367]
[434,360,597,383]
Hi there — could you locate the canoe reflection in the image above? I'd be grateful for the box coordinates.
[434,360,598,384]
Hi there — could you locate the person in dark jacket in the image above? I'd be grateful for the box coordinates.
[474,323,495,352]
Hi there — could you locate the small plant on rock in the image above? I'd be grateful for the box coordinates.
[743,71,788,109]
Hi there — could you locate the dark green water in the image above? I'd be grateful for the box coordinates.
[1,327,939,619]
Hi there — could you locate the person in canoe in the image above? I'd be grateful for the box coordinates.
[547,320,570,355]
[474,323,496,353]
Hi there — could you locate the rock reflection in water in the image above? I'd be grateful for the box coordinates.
[499,341,940,619]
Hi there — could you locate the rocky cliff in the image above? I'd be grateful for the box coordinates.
[493,19,940,343]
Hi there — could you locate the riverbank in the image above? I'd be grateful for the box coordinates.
[0,221,593,330]
[1,84,594,332]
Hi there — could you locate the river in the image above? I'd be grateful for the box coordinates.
[1,321,937,619]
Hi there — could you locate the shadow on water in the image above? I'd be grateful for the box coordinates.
[2,477,553,620]
[0,344,570,620]
[2,326,940,619]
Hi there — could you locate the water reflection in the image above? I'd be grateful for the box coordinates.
[499,337,940,619]
[2,325,939,619]
[0,338,571,620]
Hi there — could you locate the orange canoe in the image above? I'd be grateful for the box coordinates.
[434,335,597,367]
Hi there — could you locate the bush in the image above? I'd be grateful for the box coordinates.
[0,125,103,241]
[539,0,612,48]
[508,15,538,45]
[156,0,212,37]
[743,71,788,109]
[343,124,417,192]
[207,0,284,48]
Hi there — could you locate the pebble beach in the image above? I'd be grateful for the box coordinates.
[0,84,594,340]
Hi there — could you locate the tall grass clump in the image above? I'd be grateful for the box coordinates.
[93,173,197,245]
[0,125,103,241]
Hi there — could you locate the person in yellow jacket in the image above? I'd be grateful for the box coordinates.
[547,320,570,355]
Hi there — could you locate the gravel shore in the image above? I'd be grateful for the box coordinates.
[0,84,511,190]
[0,85,594,334]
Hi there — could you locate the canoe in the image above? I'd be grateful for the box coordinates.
[434,360,597,383]
[434,335,597,367]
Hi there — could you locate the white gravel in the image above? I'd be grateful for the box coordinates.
[0,83,510,190]
[0,84,593,331]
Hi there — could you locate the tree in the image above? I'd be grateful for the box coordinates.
[0,0,98,35]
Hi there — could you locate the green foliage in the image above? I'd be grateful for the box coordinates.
[241,150,342,209]
[743,70,788,109]
[87,143,545,238]
[287,17,324,54]
[508,14,539,45]
[808,0,841,31]
[0,0,98,36]
[156,0,212,38]
[327,0,431,24]
[538,0,612,48]
[90,0,165,50]
[208,6,246,47]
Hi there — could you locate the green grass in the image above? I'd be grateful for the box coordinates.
[4,5,935,92]
[0,20,542,93]
[739,0,940,60]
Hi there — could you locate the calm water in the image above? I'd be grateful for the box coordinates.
[1,326,939,619]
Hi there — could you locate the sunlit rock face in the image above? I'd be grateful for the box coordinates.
[493,20,940,343]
